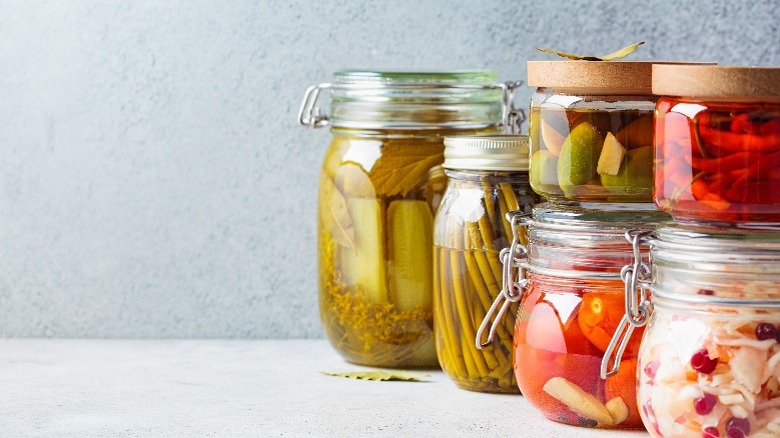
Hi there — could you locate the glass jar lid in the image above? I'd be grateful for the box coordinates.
[651,223,780,280]
[523,203,670,276]
[529,203,670,244]
[300,70,508,130]
[653,65,780,101]
[442,135,529,171]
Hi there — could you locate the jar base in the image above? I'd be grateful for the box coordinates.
[543,414,646,430]
[449,378,520,395]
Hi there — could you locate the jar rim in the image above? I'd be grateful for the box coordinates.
[651,285,780,309]
[333,70,500,86]
[529,203,670,233]
[327,70,506,130]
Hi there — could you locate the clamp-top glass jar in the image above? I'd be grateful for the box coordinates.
[527,61,660,203]
[433,135,539,393]
[299,70,522,367]
[479,203,669,428]
[611,226,780,437]
[653,65,780,225]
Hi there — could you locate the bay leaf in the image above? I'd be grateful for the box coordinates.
[368,140,444,197]
[319,174,356,250]
[536,41,645,61]
[321,370,430,381]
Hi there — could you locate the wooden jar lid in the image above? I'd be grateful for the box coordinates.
[527,61,659,94]
[527,61,712,95]
[653,65,780,99]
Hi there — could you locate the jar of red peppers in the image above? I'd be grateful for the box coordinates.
[527,61,661,203]
[299,71,523,368]
[479,203,669,428]
[433,135,539,393]
[609,225,780,437]
[653,65,780,225]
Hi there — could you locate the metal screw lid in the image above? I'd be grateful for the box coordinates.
[443,135,530,171]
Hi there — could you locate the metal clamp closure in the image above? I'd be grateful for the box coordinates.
[501,81,526,134]
[600,230,655,379]
[298,83,332,128]
[476,211,531,349]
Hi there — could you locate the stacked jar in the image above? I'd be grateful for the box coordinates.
[611,65,780,438]
[299,70,522,368]
[433,135,539,393]
[476,61,684,429]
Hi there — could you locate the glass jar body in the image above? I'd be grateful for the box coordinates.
[528,87,657,202]
[637,302,780,438]
[514,274,644,428]
[654,96,780,224]
[318,128,497,367]
[433,170,538,392]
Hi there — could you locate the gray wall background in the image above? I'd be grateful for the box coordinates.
[0,0,777,338]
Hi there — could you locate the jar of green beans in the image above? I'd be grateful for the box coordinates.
[433,135,539,392]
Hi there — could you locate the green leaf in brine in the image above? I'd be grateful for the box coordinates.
[320,370,430,381]
[536,42,645,61]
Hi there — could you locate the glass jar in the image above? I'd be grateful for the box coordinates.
[433,135,540,393]
[653,65,780,225]
[527,61,661,203]
[498,204,669,428]
[618,225,780,437]
[299,70,521,367]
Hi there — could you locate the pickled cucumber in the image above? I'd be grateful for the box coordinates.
[388,200,433,311]
[340,198,387,304]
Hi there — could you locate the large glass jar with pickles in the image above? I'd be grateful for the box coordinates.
[433,135,539,392]
[299,71,517,367]
[527,61,662,203]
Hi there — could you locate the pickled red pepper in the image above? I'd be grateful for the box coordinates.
[656,98,780,222]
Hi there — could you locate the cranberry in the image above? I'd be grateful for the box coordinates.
[726,417,750,438]
[703,426,720,437]
[694,393,717,415]
[644,360,660,379]
[755,322,778,341]
[691,349,719,374]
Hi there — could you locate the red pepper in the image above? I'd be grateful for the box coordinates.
[690,152,764,173]
[762,119,780,136]
[726,180,780,204]
[730,113,750,133]
[706,173,731,198]
[734,150,780,185]
[691,179,709,200]
[699,124,780,152]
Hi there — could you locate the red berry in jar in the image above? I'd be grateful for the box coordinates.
[703,426,720,438]
[755,322,778,341]
[693,393,717,415]
[690,349,718,374]
[726,417,750,438]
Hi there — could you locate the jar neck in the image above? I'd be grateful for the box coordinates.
[330,81,505,130]
[443,169,530,184]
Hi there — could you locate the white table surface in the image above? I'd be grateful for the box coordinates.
[0,339,650,437]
